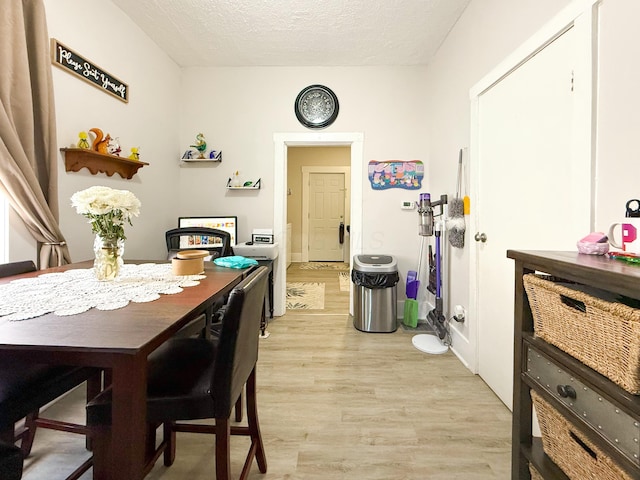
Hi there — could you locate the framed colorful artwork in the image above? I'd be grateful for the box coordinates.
[368,160,424,190]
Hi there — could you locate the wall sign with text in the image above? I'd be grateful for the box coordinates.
[368,160,424,190]
[51,39,128,103]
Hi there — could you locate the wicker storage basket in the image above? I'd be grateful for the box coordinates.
[528,464,544,480]
[531,391,632,480]
[523,274,640,394]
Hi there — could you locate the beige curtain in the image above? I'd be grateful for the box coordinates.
[0,0,70,268]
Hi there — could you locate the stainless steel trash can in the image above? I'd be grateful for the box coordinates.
[352,254,398,333]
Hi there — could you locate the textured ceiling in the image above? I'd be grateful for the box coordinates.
[112,0,471,67]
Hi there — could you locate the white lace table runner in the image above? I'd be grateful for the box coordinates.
[0,263,206,322]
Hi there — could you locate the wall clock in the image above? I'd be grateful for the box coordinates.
[294,85,339,129]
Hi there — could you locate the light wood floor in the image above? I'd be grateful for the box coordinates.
[22,263,511,479]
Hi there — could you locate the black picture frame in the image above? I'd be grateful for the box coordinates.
[178,216,238,246]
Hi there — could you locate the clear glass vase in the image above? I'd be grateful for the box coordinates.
[93,235,124,281]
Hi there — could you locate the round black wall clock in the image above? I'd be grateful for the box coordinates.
[294,85,339,129]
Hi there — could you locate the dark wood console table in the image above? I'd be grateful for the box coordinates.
[508,250,640,479]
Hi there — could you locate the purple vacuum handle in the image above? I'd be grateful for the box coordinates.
[435,232,441,298]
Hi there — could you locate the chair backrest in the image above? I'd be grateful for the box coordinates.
[165,227,233,260]
[210,266,268,417]
[0,261,36,279]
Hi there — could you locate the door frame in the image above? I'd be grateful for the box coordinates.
[467,0,598,373]
[302,167,351,262]
[274,132,364,317]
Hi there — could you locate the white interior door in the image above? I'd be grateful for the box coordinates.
[308,172,345,261]
[475,25,591,409]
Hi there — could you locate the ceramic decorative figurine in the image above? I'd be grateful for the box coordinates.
[231,170,242,187]
[108,137,121,156]
[128,147,140,161]
[77,131,90,149]
[190,133,207,159]
[89,128,111,154]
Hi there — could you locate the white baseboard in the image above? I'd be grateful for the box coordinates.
[448,322,473,372]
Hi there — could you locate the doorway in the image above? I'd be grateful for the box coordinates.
[286,148,351,264]
[273,132,364,318]
[288,155,351,315]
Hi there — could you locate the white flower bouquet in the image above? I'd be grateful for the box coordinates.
[71,186,141,241]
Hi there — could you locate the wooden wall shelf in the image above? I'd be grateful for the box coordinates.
[61,148,148,179]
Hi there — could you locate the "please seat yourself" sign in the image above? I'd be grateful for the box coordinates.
[51,39,129,103]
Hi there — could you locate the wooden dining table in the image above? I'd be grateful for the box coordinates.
[0,260,247,479]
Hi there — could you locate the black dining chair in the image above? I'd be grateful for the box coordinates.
[0,440,22,480]
[87,266,269,480]
[167,226,234,343]
[0,260,101,480]
[167,226,247,420]
[165,227,233,260]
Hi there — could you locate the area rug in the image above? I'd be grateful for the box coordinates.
[339,272,350,292]
[286,282,325,310]
[298,262,349,271]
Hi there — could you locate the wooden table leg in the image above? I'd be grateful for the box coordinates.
[92,356,147,480]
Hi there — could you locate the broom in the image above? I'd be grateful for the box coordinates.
[449,149,466,248]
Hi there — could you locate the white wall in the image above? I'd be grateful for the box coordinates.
[13,4,431,285]
[7,4,429,307]
[424,0,572,365]
[426,0,640,368]
[178,66,430,285]
[595,0,640,226]
[40,0,181,263]
[19,0,638,366]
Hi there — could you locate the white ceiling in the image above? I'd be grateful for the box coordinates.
[112,0,471,67]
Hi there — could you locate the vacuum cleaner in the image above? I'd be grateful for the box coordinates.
[427,219,447,340]
[412,193,449,354]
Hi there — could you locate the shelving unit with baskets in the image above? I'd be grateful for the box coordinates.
[507,250,640,480]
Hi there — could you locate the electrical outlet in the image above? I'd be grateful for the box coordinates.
[453,305,465,322]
